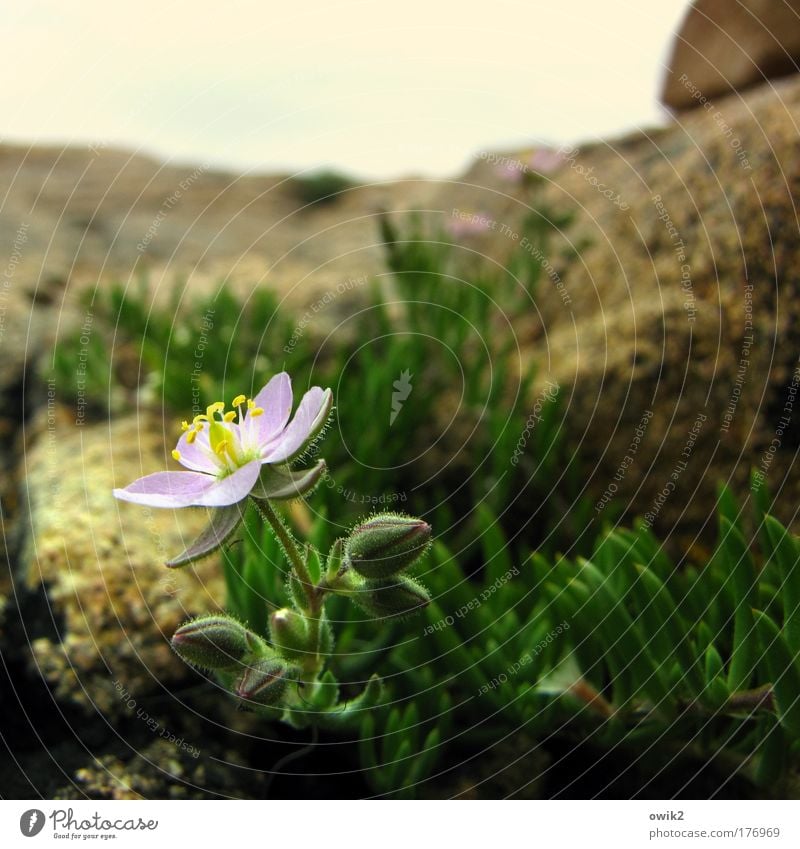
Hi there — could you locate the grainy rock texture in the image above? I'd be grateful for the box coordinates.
[439,76,800,541]
[661,0,800,111]
[20,408,226,714]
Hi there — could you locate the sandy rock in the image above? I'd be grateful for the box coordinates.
[432,76,800,538]
[661,0,800,110]
[20,407,227,713]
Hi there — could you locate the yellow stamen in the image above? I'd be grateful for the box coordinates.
[214,439,229,457]
[250,407,264,417]
[186,430,198,444]
[181,420,190,432]
[207,401,225,418]
[223,411,237,422]
[247,399,255,409]
[232,394,247,407]
[172,449,181,461]
[193,414,208,424]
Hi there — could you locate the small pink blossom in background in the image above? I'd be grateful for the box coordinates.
[526,147,567,175]
[494,147,567,184]
[445,211,494,238]
[495,161,526,184]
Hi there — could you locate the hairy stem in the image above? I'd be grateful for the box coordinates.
[256,498,324,680]
[256,499,313,595]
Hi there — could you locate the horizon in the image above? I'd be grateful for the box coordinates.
[1,0,690,179]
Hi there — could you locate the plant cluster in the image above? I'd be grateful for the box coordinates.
[113,373,433,726]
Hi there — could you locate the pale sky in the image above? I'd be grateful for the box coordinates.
[1,0,690,178]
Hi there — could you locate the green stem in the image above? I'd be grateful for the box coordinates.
[256,498,324,679]
[256,499,313,594]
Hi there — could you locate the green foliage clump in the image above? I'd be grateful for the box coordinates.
[293,170,356,206]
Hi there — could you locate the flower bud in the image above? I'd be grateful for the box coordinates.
[352,575,431,620]
[171,615,254,670]
[344,514,432,579]
[236,658,292,707]
[269,607,313,660]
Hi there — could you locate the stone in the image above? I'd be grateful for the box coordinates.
[439,76,800,539]
[661,0,800,110]
[19,408,227,714]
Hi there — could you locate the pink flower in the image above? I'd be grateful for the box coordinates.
[526,147,565,175]
[445,212,494,238]
[114,373,332,509]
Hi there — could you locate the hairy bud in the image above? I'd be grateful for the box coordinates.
[344,514,431,579]
[352,575,431,619]
[171,615,255,670]
[270,607,314,660]
[236,658,292,706]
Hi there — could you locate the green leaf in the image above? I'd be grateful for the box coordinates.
[359,713,379,774]
[764,516,800,653]
[387,738,413,796]
[305,544,322,584]
[754,610,800,736]
[250,460,327,501]
[717,483,743,534]
[476,504,513,588]
[309,670,339,712]
[632,565,704,695]
[719,518,758,692]
[406,727,441,788]
[750,469,773,556]
[578,560,673,708]
[166,503,245,568]
[755,716,785,788]
[702,645,729,710]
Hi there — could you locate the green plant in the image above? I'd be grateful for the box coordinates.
[48,277,307,416]
[365,477,800,796]
[293,170,356,206]
[113,372,436,729]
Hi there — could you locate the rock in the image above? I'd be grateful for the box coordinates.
[19,407,227,714]
[435,76,800,539]
[661,0,800,110]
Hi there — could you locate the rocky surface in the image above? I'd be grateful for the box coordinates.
[661,0,800,111]
[5,70,800,796]
[437,75,800,541]
[19,407,226,714]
